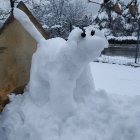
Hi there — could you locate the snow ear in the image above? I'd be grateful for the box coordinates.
[13,8,45,44]
[13,8,20,19]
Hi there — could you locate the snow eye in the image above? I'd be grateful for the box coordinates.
[81,32,86,38]
[91,30,95,36]
[80,27,86,38]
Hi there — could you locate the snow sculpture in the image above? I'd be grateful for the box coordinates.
[13,8,108,118]
[2,8,140,140]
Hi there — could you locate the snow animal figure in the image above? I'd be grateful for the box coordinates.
[14,8,108,118]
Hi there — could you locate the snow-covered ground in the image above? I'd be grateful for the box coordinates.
[1,62,140,140]
[97,55,140,66]
[91,62,140,96]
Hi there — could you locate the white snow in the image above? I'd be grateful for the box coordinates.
[1,7,140,140]
[13,8,44,43]
[118,2,122,10]
[107,35,137,41]
[28,25,108,118]
[51,25,62,29]
[97,55,139,66]
[1,71,140,140]
[42,24,49,29]
[31,0,41,5]
[0,0,10,11]
[91,62,140,96]
[89,0,103,4]
[111,12,118,20]
[98,11,108,20]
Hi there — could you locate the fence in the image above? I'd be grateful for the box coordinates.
[96,44,140,66]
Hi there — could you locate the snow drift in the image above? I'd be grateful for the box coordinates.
[1,90,140,140]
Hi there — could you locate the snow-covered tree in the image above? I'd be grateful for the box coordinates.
[64,0,92,31]
[0,0,92,38]
[92,0,140,37]
[31,0,92,38]
[0,0,11,27]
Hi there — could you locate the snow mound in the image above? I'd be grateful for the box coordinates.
[1,91,140,140]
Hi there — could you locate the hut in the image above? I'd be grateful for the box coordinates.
[0,1,48,111]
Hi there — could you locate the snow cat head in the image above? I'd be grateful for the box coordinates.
[67,26,109,61]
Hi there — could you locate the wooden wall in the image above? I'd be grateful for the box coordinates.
[0,19,37,112]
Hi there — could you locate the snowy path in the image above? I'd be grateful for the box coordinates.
[91,62,140,96]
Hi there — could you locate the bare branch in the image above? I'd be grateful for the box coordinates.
[88,0,102,5]
[0,10,10,20]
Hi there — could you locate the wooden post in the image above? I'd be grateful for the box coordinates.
[10,0,15,13]
[135,21,140,63]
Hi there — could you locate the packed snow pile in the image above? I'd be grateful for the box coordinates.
[0,8,140,140]
[1,90,140,140]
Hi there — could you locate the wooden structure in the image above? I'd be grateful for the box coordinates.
[0,1,48,112]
